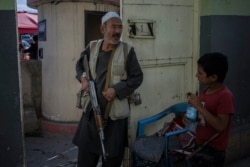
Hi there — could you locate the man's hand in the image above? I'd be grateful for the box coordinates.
[102,88,116,102]
[81,76,89,92]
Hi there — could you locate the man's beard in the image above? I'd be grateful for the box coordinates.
[105,34,121,44]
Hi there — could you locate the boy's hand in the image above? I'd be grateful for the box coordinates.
[182,116,189,125]
[187,93,203,110]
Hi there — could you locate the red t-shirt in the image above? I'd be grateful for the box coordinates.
[196,86,234,151]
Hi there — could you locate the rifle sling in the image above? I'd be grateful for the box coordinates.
[103,46,117,120]
[103,43,129,121]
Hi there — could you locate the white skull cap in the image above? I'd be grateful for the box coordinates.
[101,11,120,25]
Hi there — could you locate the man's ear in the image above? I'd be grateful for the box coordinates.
[100,25,104,34]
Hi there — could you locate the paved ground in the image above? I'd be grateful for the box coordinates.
[25,133,250,167]
[225,156,250,167]
[25,133,78,167]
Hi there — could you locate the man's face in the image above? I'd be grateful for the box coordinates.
[102,17,123,45]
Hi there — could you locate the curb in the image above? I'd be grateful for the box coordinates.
[41,119,78,135]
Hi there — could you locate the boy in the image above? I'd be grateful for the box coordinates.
[188,52,234,166]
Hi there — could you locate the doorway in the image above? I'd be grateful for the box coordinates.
[85,11,106,46]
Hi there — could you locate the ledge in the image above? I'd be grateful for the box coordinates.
[41,119,78,135]
[27,0,119,8]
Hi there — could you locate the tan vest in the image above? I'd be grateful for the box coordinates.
[89,39,132,120]
[89,39,131,86]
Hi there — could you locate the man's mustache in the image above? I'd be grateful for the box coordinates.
[113,34,120,38]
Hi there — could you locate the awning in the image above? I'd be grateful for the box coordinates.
[17,12,38,34]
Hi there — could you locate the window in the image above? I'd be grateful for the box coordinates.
[128,19,155,39]
[38,20,46,41]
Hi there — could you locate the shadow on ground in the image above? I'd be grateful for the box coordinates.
[25,132,77,167]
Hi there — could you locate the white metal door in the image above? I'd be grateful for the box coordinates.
[121,0,200,166]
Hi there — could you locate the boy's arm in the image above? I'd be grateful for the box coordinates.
[188,93,230,132]
[197,106,229,132]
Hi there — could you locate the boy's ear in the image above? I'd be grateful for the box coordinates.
[211,74,218,82]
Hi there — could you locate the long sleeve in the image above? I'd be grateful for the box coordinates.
[75,45,90,82]
[112,47,143,99]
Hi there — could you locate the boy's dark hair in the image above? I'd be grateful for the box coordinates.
[198,52,228,82]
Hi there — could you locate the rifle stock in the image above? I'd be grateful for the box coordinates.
[89,80,107,159]
[186,133,219,160]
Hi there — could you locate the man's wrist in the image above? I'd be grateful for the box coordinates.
[82,72,87,78]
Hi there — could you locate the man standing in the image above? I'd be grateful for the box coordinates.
[73,11,143,167]
[23,35,38,59]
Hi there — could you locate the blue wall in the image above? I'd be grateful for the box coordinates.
[200,1,250,127]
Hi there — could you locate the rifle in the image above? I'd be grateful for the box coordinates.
[83,54,107,160]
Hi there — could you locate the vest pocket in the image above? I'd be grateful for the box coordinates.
[113,61,125,75]
[109,98,130,120]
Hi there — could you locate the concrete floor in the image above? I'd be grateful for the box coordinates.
[225,156,250,167]
[25,133,78,167]
[25,133,250,167]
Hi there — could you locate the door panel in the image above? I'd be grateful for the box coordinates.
[121,0,199,154]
